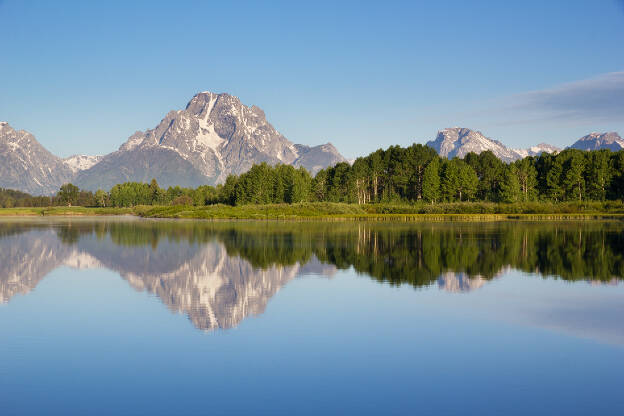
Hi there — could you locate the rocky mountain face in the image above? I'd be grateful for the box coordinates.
[62,155,102,174]
[0,122,74,195]
[74,92,346,190]
[426,127,561,162]
[512,143,561,159]
[569,132,624,151]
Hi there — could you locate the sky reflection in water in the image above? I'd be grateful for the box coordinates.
[0,218,623,415]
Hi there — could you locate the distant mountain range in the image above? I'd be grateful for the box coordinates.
[1,95,623,195]
[426,127,622,162]
[427,128,558,163]
[567,132,624,152]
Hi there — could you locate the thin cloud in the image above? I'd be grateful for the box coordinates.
[503,71,624,125]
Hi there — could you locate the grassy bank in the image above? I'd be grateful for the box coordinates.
[0,206,134,216]
[1,201,623,220]
[135,201,624,220]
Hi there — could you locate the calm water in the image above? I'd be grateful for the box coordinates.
[1,218,623,415]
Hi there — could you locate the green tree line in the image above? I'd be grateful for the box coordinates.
[2,145,623,208]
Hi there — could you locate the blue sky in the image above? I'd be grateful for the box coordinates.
[1,0,623,158]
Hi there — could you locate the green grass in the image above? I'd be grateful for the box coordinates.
[135,201,624,220]
[133,202,366,219]
[0,206,134,216]
[1,201,623,220]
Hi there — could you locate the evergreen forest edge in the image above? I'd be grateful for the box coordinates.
[2,145,624,216]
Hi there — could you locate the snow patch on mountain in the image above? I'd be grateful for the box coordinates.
[63,155,103,173]
[197,118,225,151]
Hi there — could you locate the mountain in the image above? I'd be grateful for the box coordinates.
[426,127,561,162]
[75,92,346,190]
[0,122,73,195]
[63,155,102,174]
[512,143,561,159]
[569,132,624,151]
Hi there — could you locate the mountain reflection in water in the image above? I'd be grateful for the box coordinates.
[1,219,622,331]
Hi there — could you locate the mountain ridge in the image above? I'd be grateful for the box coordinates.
[569,132,624,151]
[0,122,74,195]
[425,127,562,162]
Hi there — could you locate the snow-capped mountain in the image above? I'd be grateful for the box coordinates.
[0,122,73,195]
[63,155,102,174]
[74,92,346,190]
[569,132,624,151]
[512,143,561,159]
[426,127,560,162]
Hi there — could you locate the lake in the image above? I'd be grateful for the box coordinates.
[1,218,623,415]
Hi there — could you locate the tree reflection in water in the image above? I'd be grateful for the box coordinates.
[0,219,622,330]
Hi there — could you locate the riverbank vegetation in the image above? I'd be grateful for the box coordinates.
[1,146,623,215]
[2,201,624,219]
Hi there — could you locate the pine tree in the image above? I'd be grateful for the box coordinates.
[546,157,564,202]
[586,150,611,200]
[562,151,586,201]
[458,161,479,201]
[441,160,460,201]
[422,157,440,204]
[499,165,521,203]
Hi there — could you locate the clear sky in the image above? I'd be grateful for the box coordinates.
[1,0,623,158]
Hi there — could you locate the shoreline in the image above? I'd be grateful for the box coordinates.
[1,203,623,221]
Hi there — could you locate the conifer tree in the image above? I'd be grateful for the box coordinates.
[422,157,440,204]
[499,165,521,203]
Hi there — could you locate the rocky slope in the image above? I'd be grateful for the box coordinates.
[426,127,560,162]
[75,92,346,190]
[0,122,73,195]
[62,154,102,174]
[512,143,561,159]
[569,132,624,151]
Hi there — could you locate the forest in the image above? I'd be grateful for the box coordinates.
[1,145,623,208]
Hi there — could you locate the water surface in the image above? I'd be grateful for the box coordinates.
[1,218,623,415]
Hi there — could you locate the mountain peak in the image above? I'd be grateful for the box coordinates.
[426,127,561,162]
[570,132,623,151]
[427,127,520,162]
[63,154,103,174]
[74,92,345,190]
[0,124,73,195]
